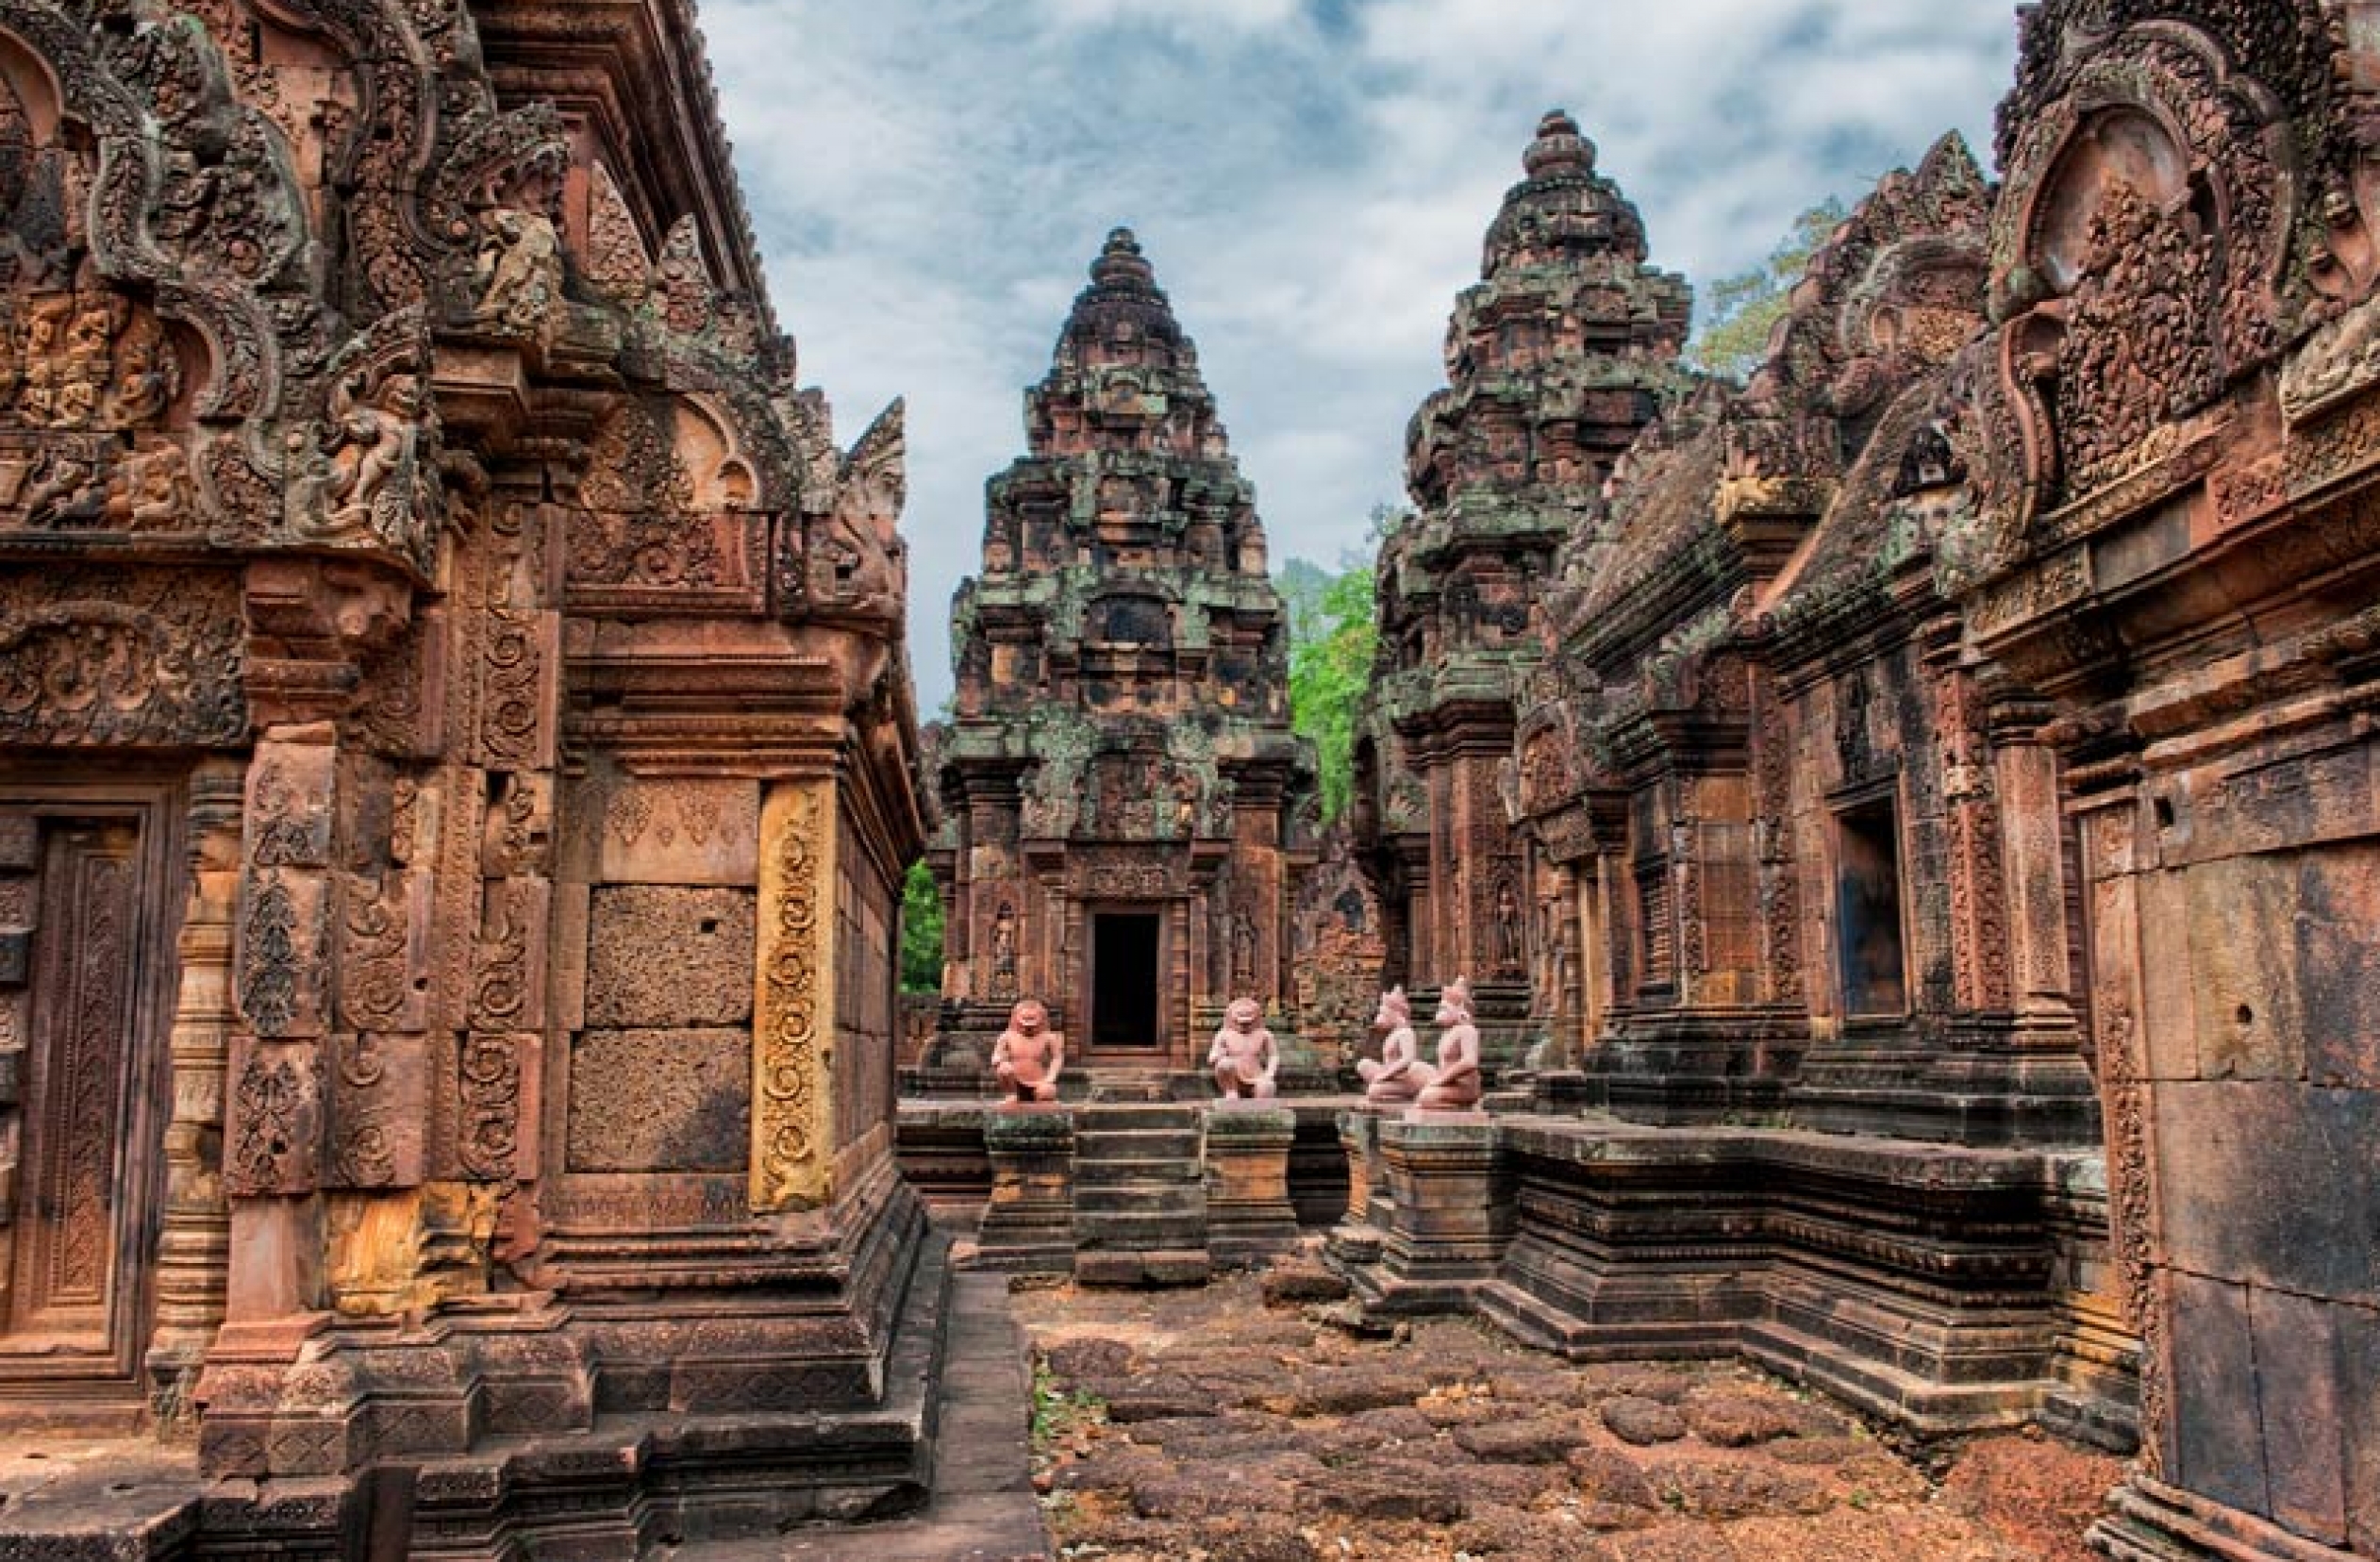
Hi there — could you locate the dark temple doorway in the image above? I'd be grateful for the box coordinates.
[1089,911,1161,1052]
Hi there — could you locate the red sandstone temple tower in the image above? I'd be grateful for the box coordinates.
[929,229,1318,1087]
[1354,112,1695,1069]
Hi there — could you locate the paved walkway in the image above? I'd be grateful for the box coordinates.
[762,1271,1049,1562]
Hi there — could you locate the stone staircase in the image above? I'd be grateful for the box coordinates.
[1072,1092,1210,1287]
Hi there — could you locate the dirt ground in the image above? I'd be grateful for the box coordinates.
[1014,1260,2123,1562]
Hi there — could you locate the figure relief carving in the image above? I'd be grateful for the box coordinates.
[0,568,245,745]
[1228,904,1259,992]
[293,314,442,573]
[1490,874,1523,975]
[470,207,562,340]
[2049,181,2220,496]
[988,900,1019,1002]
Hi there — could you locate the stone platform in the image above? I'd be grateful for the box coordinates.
[902,1089,1356,1230]
[926,1090,1350,1285]
[1328,1107,2138,1448]
[0,1233,959,1559]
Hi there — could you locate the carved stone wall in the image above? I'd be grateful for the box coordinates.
[0,0,933,1546]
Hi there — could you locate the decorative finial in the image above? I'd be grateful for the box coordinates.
[1090,226,1157,291]
[1525,109,1595,178]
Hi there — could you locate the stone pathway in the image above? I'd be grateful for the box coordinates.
[691,1269,1050,1562]
[1015,1260,2123,1562]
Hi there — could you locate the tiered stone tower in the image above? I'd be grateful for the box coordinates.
[930,229,1318,1087]
[1355,112,1696,1068]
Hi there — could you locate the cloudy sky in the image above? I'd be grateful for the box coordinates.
[704,0,2022,710]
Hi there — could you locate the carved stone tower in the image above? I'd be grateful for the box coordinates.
[1354,111,1695,1068]
[931,229,1317,1082]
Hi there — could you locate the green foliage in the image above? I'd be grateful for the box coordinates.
[1030,1358,1105,1454]
[1281,516,1392,823]
[1687,196,1849,383]
[899,859,942,995]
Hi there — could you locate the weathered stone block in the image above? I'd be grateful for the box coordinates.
[2186,856,2304,1082]
[598,779,761,887]
[2155,1082,2380,1305]
[584,886,755,1028]
[2248,1285,2347,1543]
[2167,1272,2271,1520]
[2299,844,2380,1090]
[568,1029,751,1172]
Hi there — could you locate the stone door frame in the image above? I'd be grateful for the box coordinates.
[0,768,185,1426]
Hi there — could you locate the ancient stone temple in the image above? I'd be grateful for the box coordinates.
[1335,124,2132,1453]
[1354,112,1697,1070]
[929,228,1318,1084]
[0,0,929,1550]
[1336,7,2380,1556]
[1942,4,2380,1553]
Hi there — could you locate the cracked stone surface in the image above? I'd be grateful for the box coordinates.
[1016,1263,2122,1562]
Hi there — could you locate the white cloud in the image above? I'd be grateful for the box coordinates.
[703,0,2022,711]
[1044,0,1305,32]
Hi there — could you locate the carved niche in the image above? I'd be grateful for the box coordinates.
[568,393,765,613]
[1980,22,2293,541]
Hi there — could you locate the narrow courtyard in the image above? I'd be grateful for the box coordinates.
[1013,1259,2120,1562]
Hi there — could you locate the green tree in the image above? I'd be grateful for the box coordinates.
[1282,510,1395,823]
[899,859,942,995]
[1687,196,1848,382]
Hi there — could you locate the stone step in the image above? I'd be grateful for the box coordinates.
[1072,1160,1204,1188]
[1077,1104,1203,1132]
[1073,1130,1202,1162]
[1074,1212,1210,1248]
[1077,1249,1210,1288]
[1072,1184,1206,1216]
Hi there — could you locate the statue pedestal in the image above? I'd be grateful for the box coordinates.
[1203,1104,1299,1264]
[1325,1108,1389,1264]
[1345,1115,1511,1317]
[967,1106,1075,1274]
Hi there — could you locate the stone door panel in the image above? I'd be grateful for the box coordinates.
[0,792,175,1413]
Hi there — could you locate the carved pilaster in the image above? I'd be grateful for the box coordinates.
[145,760,245,1423]
[753,779,837,1212]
